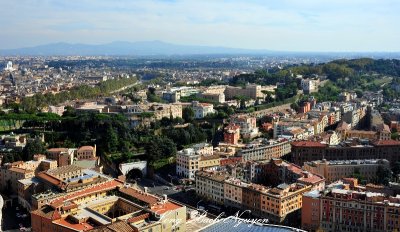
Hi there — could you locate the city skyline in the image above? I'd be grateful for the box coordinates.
[1,0,400,52]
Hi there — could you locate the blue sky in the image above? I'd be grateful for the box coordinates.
[1,0,399,51]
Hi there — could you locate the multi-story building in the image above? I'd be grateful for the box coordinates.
[192,101,215,119]
[195,171,228,205]
[291,139,400,166]
[224,177,248,208]
[200,92,225,103]
[303,159,390,183]
[76,145,96,160]
[47,148,75,167]
[176,143,217,180]
[0,155,57,193]
[223,124,240,145]
[31,185,186,232]
[301,190,321,231]
[225,84,263,100]
[302,186,400,232]
[301,79,319,94]
[195,170,312,223]
[259,158,325,191]
[237,139,291,162]
[150,103,182,120]
[230,114,259,138]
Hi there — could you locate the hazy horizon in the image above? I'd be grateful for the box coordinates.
[1,0,400,52]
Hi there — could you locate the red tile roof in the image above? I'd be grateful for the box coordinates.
[78,146,95,152]
[127,213,150,223]
[37,172,62,186]
[50,179,123,208]
[151,201,182,215]
[119,187,159,206]
[372,140,400,146]
[54,218,93,231]
[291,141,327,147]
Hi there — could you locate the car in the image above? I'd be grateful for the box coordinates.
[21,214,28,218]
[16,213,21,217]
[163,187,170,190]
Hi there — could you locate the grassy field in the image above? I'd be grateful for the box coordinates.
[372,76,392,86]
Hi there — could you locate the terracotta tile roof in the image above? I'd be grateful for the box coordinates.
[119,187,159,206]
[89,221,134,232]
[200,154,221,161]
[78,146,95,152]
[31,205,61,220]
[47,148,69,153]
[47,165,84,177]
[127,213,150,223]
[151,201,182,215]
[291,141,327,147]
[372,140,400,146]
[54,218,93,231]
[8,167,33,174]
[37,172,61,186]
[298,174,325,184]
[50,179,123,208]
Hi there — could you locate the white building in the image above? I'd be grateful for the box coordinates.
[4,61,15,72]
[300,79,319,94]
[192,101,215,119]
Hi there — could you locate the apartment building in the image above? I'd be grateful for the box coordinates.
[291,139,400,166]
[303,159,390,183]
[195,171,228,205]
[195,170,312,223]
[176,143,217,180]
[223,124,240,145]
[224,177,248,208]
[302,186,400,232]
[0,155,57,193]
[230,114,259,138]
[237,139,291,162]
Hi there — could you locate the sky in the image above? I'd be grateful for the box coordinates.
[0,0,399,52]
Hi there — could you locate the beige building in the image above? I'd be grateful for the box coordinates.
[76,145,96,160]
[0,155,57,193]
[224,177,248,208]
[195,171,228,205]
[303,159,390,183]
[150,103,182,120]
[195,170,312,223]
[176,143,218,180]
[225,84,263,100]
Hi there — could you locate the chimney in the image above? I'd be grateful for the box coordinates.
[163,194,168,202]
[144,187,148,193]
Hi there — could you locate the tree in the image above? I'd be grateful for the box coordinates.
[145,136,177,165]
[375,165,392,186]
[23,138,46,161]
[392,162,400,180]
[183,107,195,123]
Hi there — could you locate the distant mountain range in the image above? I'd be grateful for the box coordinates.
[1,41,399,57]
[0,41,276,56]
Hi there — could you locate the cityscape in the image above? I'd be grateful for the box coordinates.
[1,1,400,232]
